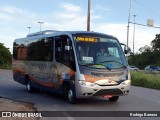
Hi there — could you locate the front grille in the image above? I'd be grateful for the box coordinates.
[91,72,124,77]
[98,84,117,86]
[93,89,123,96]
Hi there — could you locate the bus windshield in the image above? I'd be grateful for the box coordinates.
[73,34,127,69]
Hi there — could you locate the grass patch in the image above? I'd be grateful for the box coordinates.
[131,71,160,90]
[0,64,12,70]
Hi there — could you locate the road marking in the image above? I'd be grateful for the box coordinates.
[62,112,75,120]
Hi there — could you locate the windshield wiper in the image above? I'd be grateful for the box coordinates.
[99,60,127,69]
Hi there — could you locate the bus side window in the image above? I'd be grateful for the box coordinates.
[55,38,62,62]
[55,35,76,71]
[26,37,53,61]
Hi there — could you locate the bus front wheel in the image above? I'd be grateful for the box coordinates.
[67,88,76,104]
[63,85,76,104]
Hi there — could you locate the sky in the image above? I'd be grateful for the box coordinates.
[0,0,160,53]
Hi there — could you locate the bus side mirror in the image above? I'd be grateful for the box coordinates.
[124,46,131,54]
[120,43,131,54]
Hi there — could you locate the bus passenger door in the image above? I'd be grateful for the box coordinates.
[52,35,76,90]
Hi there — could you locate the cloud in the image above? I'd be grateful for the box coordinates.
[0,6,19,21]
[92,23,127,40]
[50,3,86,30]
[0,5,24,14]
[60,3,81,13]
[0,3,159,54]
[58,13,79,19]
[92,23,159,53]
[0,5,38,27]
[0,5,39,52]
[91,15,102,20]
[0,13,13,21]
[94,4,110,12]
[0,3,86,53]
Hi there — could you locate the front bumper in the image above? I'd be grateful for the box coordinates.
[76,81,131,98]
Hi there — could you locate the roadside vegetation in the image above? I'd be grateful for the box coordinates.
[128,34,160,69]
[129,33,160,90]
[128,34,160,70]
[0,43,12,69]
[131,71,160,90]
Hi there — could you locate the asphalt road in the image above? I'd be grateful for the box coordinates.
[0,69,160,120]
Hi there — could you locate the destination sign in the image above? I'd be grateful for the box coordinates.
[76,37,96,42]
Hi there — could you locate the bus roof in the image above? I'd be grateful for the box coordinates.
[15,30,117,41]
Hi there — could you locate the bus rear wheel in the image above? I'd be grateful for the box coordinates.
[108,96,119,102]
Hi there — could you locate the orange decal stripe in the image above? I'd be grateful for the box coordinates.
[70,69,75,77]
[84,75,100,82]
[13,67,27,75]
[29,75,53,87]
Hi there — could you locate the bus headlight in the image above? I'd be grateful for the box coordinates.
[121,80,131,85]
[79,80,97,87]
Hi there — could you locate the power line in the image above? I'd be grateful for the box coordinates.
[132,0,160,17]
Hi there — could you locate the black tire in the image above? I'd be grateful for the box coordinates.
[109,96,119,102]
[67,88,76,104]
[26,80,34,93]
[63,85,76,104]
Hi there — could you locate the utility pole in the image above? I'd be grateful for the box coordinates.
[87,0,90,31]
[27,27,31,34]
[37,21,44,31]
[133,15,136,54]
[127,0,132,49]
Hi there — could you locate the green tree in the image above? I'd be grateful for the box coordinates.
[139,45,151,53]
[128,34,160,69]
[151,34,160,51]
[0,43,12,66]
